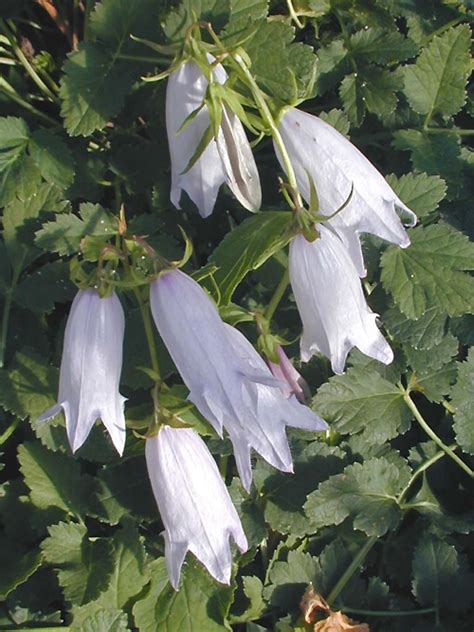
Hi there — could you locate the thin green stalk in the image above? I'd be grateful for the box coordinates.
[1,20,58,102]
[287,0,304,29]
[133,287,161,380]
[399,385,474,479]
[0,416,20,445]
[341,606,436,618]
[117,53,170,64]
[327,536,378,604]
[425,127,474,136]
[265,268,290,322]
[0,80,58,125]
[397,445,451,504]
[0,263,23,368]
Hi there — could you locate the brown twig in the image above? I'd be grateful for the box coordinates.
[36,0,72,46]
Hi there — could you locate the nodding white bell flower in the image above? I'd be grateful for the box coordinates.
[150,269,326,491]
[37,290,126,455]
[166,59,261,218]
[289,227,394,375]
[267,344,310,404]
[275,107,417,276]
[145,426,247,589]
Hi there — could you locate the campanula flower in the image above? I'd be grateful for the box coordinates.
[275,107,417,275]
[145,426,247,589]
[289,227,394,374]
[37,290,126,455]
[166,59,261,217]
[150,269,326,491]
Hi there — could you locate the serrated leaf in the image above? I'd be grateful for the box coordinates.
[313,367,411,444]
[231,576,266,624]
[14,260,75,313]
[19,442,95,516]
[42,522,114,606]
[91,457,157,525]
[264,550,317,609]
[450,350,474,455]
[381,224,474,319]
[35,202,117,255]
[412,535,474,612]
[0,349,58,420]
[315,39,349,96]
[350,27,417,65]
[404,333,458,374]
[228,478,267,548]
[75,610,129,632]
[29,130,75,189]
[339,73,365,126]
[305,457,411,536]
[244,21,317,102]
[60,0,159,136]
[385,172,446,218]
[404,24,471,118]
[0,116,30,205]
[208,211,293,304]
[413,362,457,403]
[318,109,350,136]
[260,442,345,536]
[163,0,231,42]
[133,557,233,631]
[0,537,42,599]
[384,306,447,351]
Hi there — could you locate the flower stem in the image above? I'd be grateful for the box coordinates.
[341,606,436,618]
[397,445,452,504]
[327,536,378,605]
[286,0,304,28]
[399,385,474,479]
[265,268,290,322]
[133,286,161,381]
[0,417,20,445]
[0,79,58,126]
[0,261,23,368]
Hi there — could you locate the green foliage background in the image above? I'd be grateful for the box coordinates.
[0,1,473,630]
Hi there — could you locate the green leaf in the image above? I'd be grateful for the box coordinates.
[413,362,457,403]
[0,537,42,599]
[75,610,129,632]
[42,522,114,606]
[450,349,474,455]
[163,0,231,42]
[264,550,317,610]
[380,224,474,319]
[305,457,411,536]
[384,306,447,351]
[385,172,446,218]
[361,69,401,121]
[412,535,474,612]
[228,478,267,548]
[208,211,293,304]
[0,116,30,205]
[91,457,157,525]
[259,442,345,536]
[404,24,471,118]
[60,0,159,136]
[244,21,317,102]
[0,349,58,420]
[14,260,75,313]
[313,367,411,444]
[318,108,350,136]
[404,333,458,374]
[35,202,117,255]
[230,576,266,624]
[315,39,349,96]
[350,27,417,65]
[339,73,365,126]
[133,557,233,631]
[19,442,95,517]
[29,130,75,189]
[392,130,462,193]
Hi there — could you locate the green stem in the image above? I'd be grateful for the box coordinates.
[327,536,378,605]
[399,385,474,479]
[133,287,160,380]
[0,80,58,125]
[425,127,474,136]
[0,262,23,368]
[286,0,304,28]
[397,445,452,504]
[0,416,20,445]
[265,268,290,322]
[1,20,59,102]
[117,53,170,64]
[341,606,436,618]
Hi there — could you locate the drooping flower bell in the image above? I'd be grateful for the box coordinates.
[289,227,393,375]
[166,58,261,218]
[150,269,326,491]
[145,425,248,589]
[267,344,310,403]
[275,107,417,275]
[37,289,127,455]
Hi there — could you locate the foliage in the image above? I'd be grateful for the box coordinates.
[0,1,473,631]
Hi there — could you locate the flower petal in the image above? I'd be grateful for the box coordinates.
[289,228,393,374]
[145,426,248,588]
